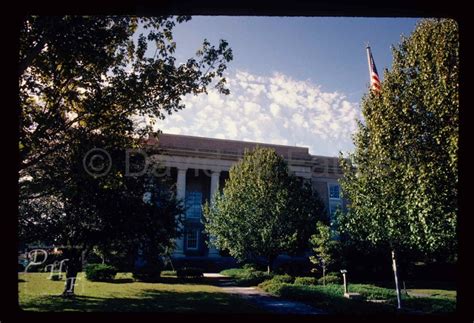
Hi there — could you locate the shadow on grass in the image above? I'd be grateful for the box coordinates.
[402,297,456,314]
[19,289,263,313]
[154,276,234,287]
[272,284,455,315]
[109,278,135,284]
[279,285,397,315]
[368,280,456,291]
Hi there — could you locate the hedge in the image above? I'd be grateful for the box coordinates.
[294,276,318,286]
[84,263,118,281]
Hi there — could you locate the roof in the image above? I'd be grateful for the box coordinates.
[145,133,312,160]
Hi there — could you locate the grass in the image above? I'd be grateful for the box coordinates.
[407,289,456,298]
[258,281,456,314]
[160,270,177,277]
[18,272,266,313]
[219,268,251,278]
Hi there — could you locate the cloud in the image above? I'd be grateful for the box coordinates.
[156,70,361,156]
[269,103,281,118]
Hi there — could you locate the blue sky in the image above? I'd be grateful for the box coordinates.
[149,16,421,156]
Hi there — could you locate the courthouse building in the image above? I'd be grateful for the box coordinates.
[144,133,344,260]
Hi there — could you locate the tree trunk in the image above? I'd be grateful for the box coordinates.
[391,249,402,309]
[267,255,277,274]
[62,248,82,297]
[322,266,326,286]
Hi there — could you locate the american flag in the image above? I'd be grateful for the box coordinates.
[366,46,381,94]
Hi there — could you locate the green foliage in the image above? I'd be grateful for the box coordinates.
[338,19,458,256]
[269,274,295,284]
[19,17,233,194]
[242,263,260,271]
[19,16,233,293]
[257,274,295,292]
[309,221,341,279]
[235,270,272,286]
[318,272,342,285]
[402,297,456,314]
[257,280,286,295]
[19,273,266,313]
[176,267,204,279]
[85,264,118,281]
[204,147,325,272]
[294,276,318,286]
[220,268,249,278]
[161,270,177,277]
[220,267,272,286]
[348,284,396,300]
[258,283,405,314]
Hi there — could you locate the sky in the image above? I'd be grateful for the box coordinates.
[150,16,421,156]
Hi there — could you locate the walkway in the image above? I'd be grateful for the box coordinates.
[203,273,326,315]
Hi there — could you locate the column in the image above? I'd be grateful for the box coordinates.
[173,167,187,257]
[208,170,221,257]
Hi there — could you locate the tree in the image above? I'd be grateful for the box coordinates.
[19,132,184,295]
[338,19,458,309]
[309,222,341,285]
[19,16,233,200]
[203,147,325,274]
[19,16,233,296]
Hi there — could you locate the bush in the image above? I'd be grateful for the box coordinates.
[133,264,162,282]
[220,268,248,278]
[160,270,176,277]
[237,270,272,286]
[257,275,294,292]
[177,267,204,279]
[85,263,118,282]
[318,272,342,285]
[242,263,258,271]
[258,280,287,295]
[348,284,396,300]
[220,267,272,286]
[270,274,294,284]
[294,276,318,286]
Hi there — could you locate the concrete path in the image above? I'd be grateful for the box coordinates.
[203,273,227,278]
[208,275,326,315]
[221,286,326,315]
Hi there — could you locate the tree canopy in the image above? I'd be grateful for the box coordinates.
[203,147,325,273]
[338,18,458,256]
[19,16,233,295]
[19,16,233,200]
[309,221,341,283]
[338,18,458,308]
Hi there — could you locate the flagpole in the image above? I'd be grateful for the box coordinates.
[366,44,372,83]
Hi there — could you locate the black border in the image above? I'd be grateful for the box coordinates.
[4,1,471,323]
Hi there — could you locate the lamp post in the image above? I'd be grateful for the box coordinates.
[340,269,348,295]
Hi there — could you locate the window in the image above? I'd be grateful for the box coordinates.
[329,183,340,199]
[185,191,202,219]
[186,229,199,250]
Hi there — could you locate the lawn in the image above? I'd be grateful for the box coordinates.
[220,267,456,314]
[18,272,266,313]
[257,281,456,314]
